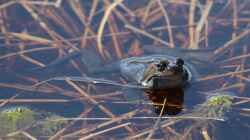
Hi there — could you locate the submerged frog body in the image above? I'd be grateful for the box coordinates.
[119,55,192,89]
[35,45,213,90]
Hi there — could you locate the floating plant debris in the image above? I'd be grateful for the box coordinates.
[0,0,250,140]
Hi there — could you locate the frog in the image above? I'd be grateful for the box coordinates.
[33,45,215,91]
[119,55,191,89]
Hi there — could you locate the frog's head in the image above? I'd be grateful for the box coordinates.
[154,58,185,76]
[144,58,188,90]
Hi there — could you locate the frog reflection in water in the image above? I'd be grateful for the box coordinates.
[147,87,184,115]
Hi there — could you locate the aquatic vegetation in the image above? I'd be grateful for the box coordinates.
[205,95,233,109]
[0,107,36,135]
[180,94,235,139]
[139,93,235,140]
[0,0,250,139]
[33,114,68,136]
[0,106,68,137]
[197,94,234,119]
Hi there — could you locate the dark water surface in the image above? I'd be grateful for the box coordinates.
[0,0,250,139]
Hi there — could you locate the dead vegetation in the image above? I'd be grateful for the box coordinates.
[0,0,250,139]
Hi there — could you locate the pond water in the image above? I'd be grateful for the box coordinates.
[0,0,250,139]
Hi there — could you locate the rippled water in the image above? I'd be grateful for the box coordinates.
[0,0,250,139]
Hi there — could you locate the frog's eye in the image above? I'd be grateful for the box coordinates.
[156,60,169,71]
[176,58,184,66]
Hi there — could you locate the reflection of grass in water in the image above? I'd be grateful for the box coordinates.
[0,0,250,139]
